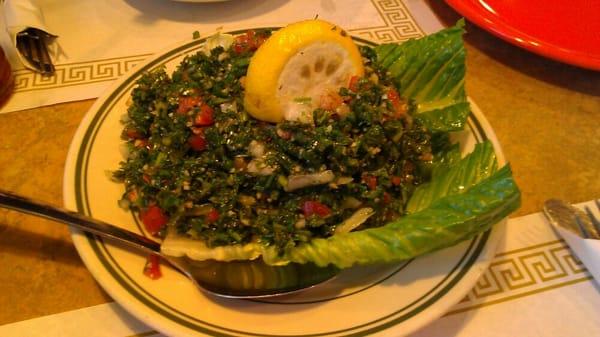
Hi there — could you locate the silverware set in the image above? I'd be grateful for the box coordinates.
[543,199,600,283]
[543,199,600,239]
[16,27,55,75]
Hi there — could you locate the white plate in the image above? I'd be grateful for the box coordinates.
[63,31,507,337]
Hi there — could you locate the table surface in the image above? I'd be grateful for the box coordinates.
[0,1,599,326]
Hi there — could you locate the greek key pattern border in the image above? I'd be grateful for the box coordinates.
[446,240,592,315]
[12,54,151,93]
[11,0,423,93]
[350,0,424,43]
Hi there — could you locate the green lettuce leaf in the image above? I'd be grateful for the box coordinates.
[265,162,520,268]
[407,141,498,213]
[374,20,469,132]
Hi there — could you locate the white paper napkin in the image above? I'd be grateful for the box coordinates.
[553,226,600,284]
[2,0,57,71]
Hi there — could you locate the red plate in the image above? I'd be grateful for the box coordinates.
[445,0,600,71]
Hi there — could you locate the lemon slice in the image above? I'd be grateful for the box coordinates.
[243,19,364,123]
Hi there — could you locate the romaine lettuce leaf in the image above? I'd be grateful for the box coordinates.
[374,20,469,132]
[407,141,498,213]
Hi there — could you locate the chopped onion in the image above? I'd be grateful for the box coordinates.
[284,170,335,191]
[202,33,234,55]
[248,140,266,158]
[334,208,374,234]
[336,176,353,185]
[219,102,237,113]
[119,143,130,159]
[238,195,257,206]
[341,196,362,209]
[247,159,276,175]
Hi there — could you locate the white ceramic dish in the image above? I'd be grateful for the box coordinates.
[63,31,507,337]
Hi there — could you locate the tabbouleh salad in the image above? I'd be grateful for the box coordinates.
[113,29,436,252]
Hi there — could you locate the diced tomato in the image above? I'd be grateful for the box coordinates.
[125,128,144,139]
[194,104,214,126]
[232,30,267,54]
[206,208,220,223]
[127,189,139,202]
[383,192,392,204]
[177,96,202,114]
[142,174,151,184]
[362,174,377,190]
[233,41,246,54]
[134,139,149,148]
[188,133,207,151]
[143,254,162,280]
[387,88,406,117]
[391,176,402,186]
[301,201,331,218]
[348,75,360,92]
[140,205,168,236]
[245,29,256,48]
[320,91,343,111]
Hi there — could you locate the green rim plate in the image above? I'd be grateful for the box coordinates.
[63,30,507,337]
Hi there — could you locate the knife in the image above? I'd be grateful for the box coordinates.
[543,199,600,283]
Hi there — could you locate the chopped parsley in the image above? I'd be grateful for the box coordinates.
[114,34,435,252]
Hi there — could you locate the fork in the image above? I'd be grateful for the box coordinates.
[16,28,55,75]
[579,199,600,239]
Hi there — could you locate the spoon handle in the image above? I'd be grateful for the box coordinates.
[0,189,161,254]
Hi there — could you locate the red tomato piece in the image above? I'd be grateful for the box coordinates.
[362,174,377,190]
[387,88,405,117]
[233,30,267,54]
[188,133,207,151]
[177,96,202,114]
[233,42,246,54]
[194,104,214,126]
[140,205,168,236]
[348,75,360,92]
[320,91,343,111]
[206,208,220,223]
[233,32,250,53]
[302,201,331,218]
[383,192,392,204]
[391,176,402,186]
[127,189,139,202]
[143,254,162,280]
[125,128,143,139]
[245,29,257,49]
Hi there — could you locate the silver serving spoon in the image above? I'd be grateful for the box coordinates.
[0,189,338,298]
